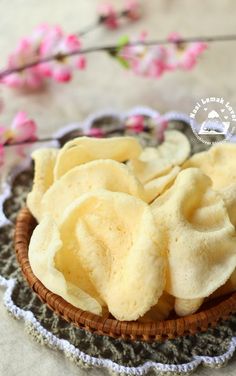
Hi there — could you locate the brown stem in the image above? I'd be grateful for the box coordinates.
[4,137,58,147]
[0,34,236,79]
[3,126,129,147]
[77,10,128,36]
[77,20,102,37]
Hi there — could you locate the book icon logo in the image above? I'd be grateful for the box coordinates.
[189,97,236,145]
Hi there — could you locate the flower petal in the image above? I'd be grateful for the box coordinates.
[52,66,72,82]
[11,111,37,142]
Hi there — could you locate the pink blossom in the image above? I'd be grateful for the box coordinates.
[153,116,168,142]
[98,3,119,29]
[125,115,145,133]
[39,33,85,82]
[125,114,168,139]
[2,25,58,89]
[86,128,105,137]
[1,38,44,89]
[0,112,37,145]
[98,1,141,28]
[119,32,207,77]
[75,55,86,70]
[166,32,208,70]
[0,24,61,89]
[10,111,37,143]
[0,112,37,165]
[31,24,63,47]
[1,24,86,88]
[124,0,141,21]
[120,33,168,77]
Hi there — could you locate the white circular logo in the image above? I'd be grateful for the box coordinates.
[190,97,236,145]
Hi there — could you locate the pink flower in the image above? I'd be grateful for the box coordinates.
[98,3,119,29]
[0,112,37,145]
[1,38,44,89]
[166,32,208,70]
[0,24,60,89]
[124,0,141,21]
[98,1,141,29]
[125,115,145,133]
[1,24,86,88]
[118,31,207,77]
[10,111,37,143]
[153,116,168,142]
[1,25,58,89]
[31,24,62,48]
[86,128,105,137]
[120,33,168,78]
[39,33,86,82]
[0,112,37,165]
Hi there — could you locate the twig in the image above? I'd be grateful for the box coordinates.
[0,34,236,79]
[77,10,129,37]
[77,19,103,37]
[3,125,138,148]
[4,137,58,147]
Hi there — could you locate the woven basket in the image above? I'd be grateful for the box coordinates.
[14,207,236,342]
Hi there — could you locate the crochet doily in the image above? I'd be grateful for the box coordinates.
[1,107,236,376]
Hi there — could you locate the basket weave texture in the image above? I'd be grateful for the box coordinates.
[15,207,236,342]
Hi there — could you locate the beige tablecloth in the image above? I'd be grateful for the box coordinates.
[1,0,236,375]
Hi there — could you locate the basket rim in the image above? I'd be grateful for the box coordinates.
[14,207,236,342]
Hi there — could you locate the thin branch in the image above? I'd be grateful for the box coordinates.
[3,125,134,148]
[4,137,58,147]
[77,10,128,36]
[77,19,103,37]
[0,34,236,79]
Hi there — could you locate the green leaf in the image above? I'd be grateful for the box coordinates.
[117,35,130,50]
[115,55,130,69]
[107,35,130,68]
